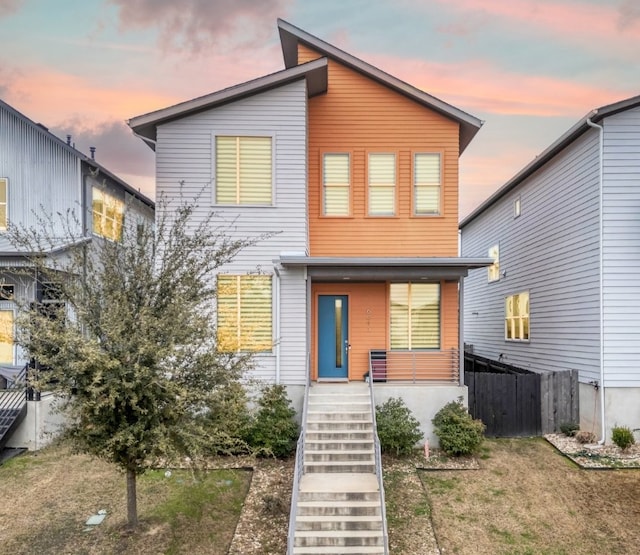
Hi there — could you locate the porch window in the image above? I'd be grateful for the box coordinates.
[92,188,124,241]
[0,178,7,230]
[368,153,395,216]
[390,283,440,349]
[323,153,350,216]
[215,136,272,205]
[217,275,272,352]
[505,291,529,341]
[414,153,440,215]
[0,309,13,364]
[488,244,500,282]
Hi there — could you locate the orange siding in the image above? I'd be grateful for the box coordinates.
[311,281,459,381]
[311,283,387,381]
[301,44,460,257]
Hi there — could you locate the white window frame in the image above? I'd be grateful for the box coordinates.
[217,274,273,353]
[488,244,500,283]
[413,153,441,216]
[505,291,530,342]
[322,152,351,217]
[213,133,275,206]
[514,197,521,218]
[390,282,441,350]
[368,152,396,216]
[0,178,8,231]
[92,187,124,241]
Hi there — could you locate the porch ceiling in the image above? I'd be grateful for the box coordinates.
[275,255,493,281]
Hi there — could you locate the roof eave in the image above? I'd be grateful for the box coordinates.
[128,57,329,144]
[460,93,640,229]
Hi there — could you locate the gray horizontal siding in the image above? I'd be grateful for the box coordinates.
[461,129,601,383]
[155,81,308,383]
[602,107,640,387]
[0,105,81,250]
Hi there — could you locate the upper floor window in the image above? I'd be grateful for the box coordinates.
[92,188,124,241]
[414,153,441,215]
[505,291,529,341]
[488,244,500,282]
[0,178,8,230]
[368,153,396,216]
[514,197,521,218]
[217,274,273,352]
[390,282,440,350]
[215,136,272,205]
[323,153,350,216]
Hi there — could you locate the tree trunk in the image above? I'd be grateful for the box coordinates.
[126,468,138,529]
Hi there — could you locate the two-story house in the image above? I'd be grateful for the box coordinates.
[129,20,490,441]
[0,98,154,450]
[460,95,640,442]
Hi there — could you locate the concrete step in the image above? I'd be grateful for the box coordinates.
[295,515,383,531]
[306,410,371,421]
[305,439,374,451]
[307,401,371,410]
[294,530,384,547]
[292,546,385,554]
[299,490,380,502]
[306,420,372,431]
[296,500,381,517]
[305,449,375,463]
[304,461,376,473]
[306,430,374,441]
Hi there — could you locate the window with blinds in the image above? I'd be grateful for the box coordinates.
[505,291,529,341]
[0,178,7,230]
[323,153,350,216]
[0,310,13,364]
[390,283,440,350]
[92,188,124,241]
[414,153,441,215]
[368,153,396,216]
[215,136,272,205]
[217,275,272,352]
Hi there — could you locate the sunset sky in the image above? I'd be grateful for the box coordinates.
[1,0,638,217]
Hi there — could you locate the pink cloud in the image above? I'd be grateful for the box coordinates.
[367,54,633,117]
[108,0,293,55]
[0,0,22,17]
[433,0,640,52]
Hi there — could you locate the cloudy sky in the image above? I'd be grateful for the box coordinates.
[1,0,638,217]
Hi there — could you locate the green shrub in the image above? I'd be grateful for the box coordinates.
[375,397,424,456]
[432,398,485,457]
[203,381,253,455]
[612,425,635,451]
[560,422,580,437]
[246,385,299,458]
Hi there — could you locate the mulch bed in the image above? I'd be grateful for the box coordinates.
[545,433,640,469]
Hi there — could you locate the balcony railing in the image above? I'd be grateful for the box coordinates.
[369,348,459,383]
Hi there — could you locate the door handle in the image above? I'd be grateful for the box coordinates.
[345,340,351,350]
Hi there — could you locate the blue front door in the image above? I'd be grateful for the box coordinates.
[318,295,349,379]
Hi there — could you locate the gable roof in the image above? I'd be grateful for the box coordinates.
[128,57,328,148]
[277,19,482,154]
[459,94,640,229]
[0,99,154,208]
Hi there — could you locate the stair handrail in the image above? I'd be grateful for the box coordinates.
[0,363,28,415]
[286,363,310,555]
[368,370,390,554]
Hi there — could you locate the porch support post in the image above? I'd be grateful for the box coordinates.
[459,276,465,386]
[305,266,311,384]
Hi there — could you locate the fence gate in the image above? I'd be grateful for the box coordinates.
[465,354,541,437]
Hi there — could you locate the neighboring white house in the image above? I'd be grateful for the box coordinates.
[0,98,154,450]
[460,94,640,442]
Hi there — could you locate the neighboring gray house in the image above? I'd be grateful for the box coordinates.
[0,98,154,449]
[460,94,640,442]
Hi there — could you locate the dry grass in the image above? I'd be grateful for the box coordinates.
[421,438,640,555]
[0,442,251,555]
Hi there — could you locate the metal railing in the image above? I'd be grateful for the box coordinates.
[368,366,389,555]
[0,364,28,444]
[369,348,459,383]
[286,368,311,555]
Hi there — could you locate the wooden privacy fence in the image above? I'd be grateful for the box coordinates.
[464,353,579,437]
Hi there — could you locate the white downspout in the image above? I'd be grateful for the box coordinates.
[586,115,606,444]
[274,265,281,385]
